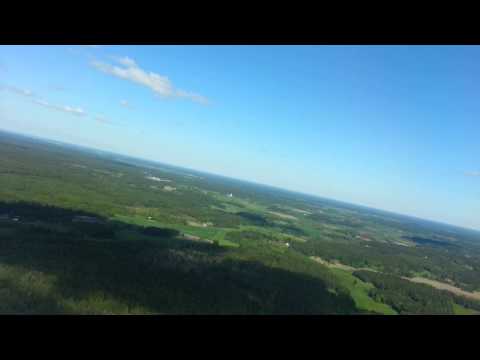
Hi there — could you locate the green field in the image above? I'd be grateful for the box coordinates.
[328,268,397,315]
[1,130,480,314]
[453,303,478,315]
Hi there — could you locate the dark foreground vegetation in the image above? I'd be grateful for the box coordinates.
[353,270,480,314]
[291,235,480,292]
[0,201,357,314]
[1,130,480,314]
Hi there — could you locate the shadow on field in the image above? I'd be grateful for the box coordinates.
[0,201,356,314]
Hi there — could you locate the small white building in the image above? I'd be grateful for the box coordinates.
[285,242,290,248]
[227,193,233,198]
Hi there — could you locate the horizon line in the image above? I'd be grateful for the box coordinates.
[1,127,479,234]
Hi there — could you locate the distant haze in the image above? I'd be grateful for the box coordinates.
[0,45,479,230]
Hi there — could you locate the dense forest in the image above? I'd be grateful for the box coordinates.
[353,270,480,314]
[1,130,480,314]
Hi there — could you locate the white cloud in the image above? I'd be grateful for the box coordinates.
[117,56,136,67]
[91,56,209,105]
[3,82,87,118]
[465,171,480,177]
[120,99,130,108]
[33,99,86,117]
[2,85,34,97]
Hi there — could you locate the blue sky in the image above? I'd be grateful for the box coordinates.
[0,45,479,230]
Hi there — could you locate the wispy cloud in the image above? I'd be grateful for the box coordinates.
[3,83,96,120]
[91,56,209,105]
[1,85,34,97]
[94,115,109,123]
[465,171,480,177]
[94,115,117,125]
[120,99,131,108]
[33,99,86,117]
[2,83,86,117]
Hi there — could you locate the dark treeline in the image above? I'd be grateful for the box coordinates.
[141,226,180,238]
[0,202,357,314]
[404,236,459,249]
[2,131,480,315]
[277,224,306,237]
[307,212,363,229]
[291,236,480,292]
[0,201,100,222]
[353,270,480,314]
[236,212,269,226]
[226,230,278,244]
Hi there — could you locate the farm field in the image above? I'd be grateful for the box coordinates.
[1,130,480,314]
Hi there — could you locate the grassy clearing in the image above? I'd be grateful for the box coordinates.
[328,267,397,315]
[236,225,306,243]
[210,203,244,213]
[62,293,151,314]
[211,192,267,213]
[210,230,239,247]
[452,303,478,315]
[114,214,237,248]
[267,211,298,221]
